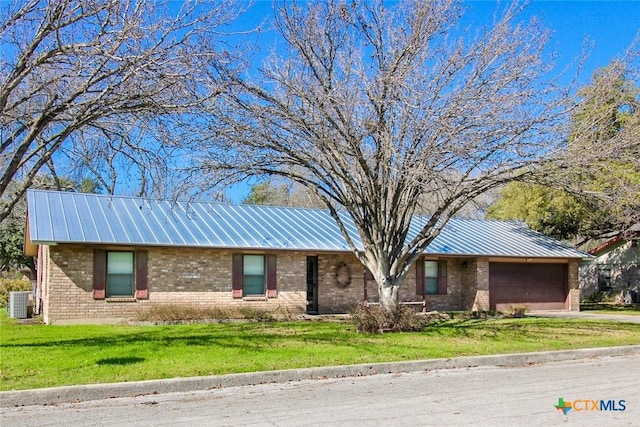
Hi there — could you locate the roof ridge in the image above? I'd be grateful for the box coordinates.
[26,188,331,214]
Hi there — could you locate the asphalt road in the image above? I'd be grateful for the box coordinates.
[2,353,638,427]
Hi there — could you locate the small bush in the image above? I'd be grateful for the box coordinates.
[471,310,483,319]
[585,291,608,304]
[0,278,32,306]
[469,310,500,320]
[350,303,426,333]
[134,304,275,323]
[508,305,527,318]
[237,306,275,322]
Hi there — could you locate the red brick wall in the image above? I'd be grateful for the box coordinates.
[39,244,578,323]
[317,254,366,313]
[317,255,466,313]
[42,245,307,323]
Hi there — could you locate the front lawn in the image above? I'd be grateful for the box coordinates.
[581,303,640,316]
[1,312,639,391]
[583,310,640,316]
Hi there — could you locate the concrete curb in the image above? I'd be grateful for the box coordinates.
[2,345,640,408]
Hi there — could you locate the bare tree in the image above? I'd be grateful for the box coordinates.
[0,0,243,222]
[197,0,575,310]
[562,53,640,232]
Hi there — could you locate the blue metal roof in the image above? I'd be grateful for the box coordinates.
[26,189,589,258]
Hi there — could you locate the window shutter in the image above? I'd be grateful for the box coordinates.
[93,249,106,299]
[135,251,149,299]
[438,259,448,295]
[266,254,277,298]
[232,254,243,298]
[416,258,424,296]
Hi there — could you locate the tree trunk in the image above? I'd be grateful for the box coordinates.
[378,276,401,311]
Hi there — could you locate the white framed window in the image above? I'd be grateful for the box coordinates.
[424,260,439,295]
[243,254,265,296]
[107,251,134,297]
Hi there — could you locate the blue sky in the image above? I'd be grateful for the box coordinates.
[504,1,639,81]
[224,0,639,202]
[231,0,639,85]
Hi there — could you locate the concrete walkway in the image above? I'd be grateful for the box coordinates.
[528,310,640,324]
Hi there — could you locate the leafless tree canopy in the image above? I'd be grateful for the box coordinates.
[197,0,574,309]
[0,0,242,222]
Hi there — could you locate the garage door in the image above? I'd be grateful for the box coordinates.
[489,263,568,311]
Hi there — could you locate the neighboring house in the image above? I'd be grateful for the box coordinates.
[580,229,640,303]
[25,190,589,324]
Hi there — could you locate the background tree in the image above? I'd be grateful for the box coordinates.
[488,57,640,246]
[197,0,574,310]
[243,178,323,208]
[0,0,242,223]
[0,207,32,271]
[566,58,640,232]
[486,183,592,241]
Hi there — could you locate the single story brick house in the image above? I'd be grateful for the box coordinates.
[25,189,589,324]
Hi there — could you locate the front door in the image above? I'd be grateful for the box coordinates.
[306,256,319,314]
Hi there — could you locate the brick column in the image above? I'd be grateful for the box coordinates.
[473,257,490,311]
[566,259,581,311]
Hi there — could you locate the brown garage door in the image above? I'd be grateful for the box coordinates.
[489,263,568,311]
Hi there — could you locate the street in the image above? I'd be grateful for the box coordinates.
[2,354,638,427]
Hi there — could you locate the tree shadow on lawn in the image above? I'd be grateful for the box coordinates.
[2,318,618,353]
[96,357,146,366]
[421,318,499,337]
[419,317,572,341]
[0,323,376,353]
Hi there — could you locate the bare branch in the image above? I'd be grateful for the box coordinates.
[0,0,246,222]
[195,0,576,309]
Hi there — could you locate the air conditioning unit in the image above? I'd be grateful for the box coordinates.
[8,291,30,319]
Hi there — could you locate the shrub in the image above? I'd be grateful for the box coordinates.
[585,291,607,303]
[237,306,275,322]
[349,303,426,333]
[508,305,527,318]
[470,310,500,320]
[134,304,275,323]
[0,278,32,306]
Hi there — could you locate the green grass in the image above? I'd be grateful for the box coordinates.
[1,312,639,391]
[583,309,640,316]
[581,304,640,316]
